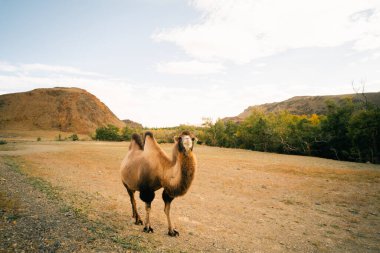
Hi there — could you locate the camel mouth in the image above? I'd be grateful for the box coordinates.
[183,142,192,152]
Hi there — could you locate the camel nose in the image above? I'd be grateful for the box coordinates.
[182,136,192,150]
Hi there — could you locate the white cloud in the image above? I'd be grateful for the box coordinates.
[0,61,18,72]
[0,61,105,77]
[153,0,380,64]
[20,63,105,77]
[156,60,225,74]
[254,63,267,68]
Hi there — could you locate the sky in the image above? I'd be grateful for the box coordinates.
[0,0,380,127]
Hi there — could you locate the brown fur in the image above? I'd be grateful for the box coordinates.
[120,131,197,236]
[164,152,196,198]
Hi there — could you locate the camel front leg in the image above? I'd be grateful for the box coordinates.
[143,202,154,233]
[163,190,179,237]
[140,190,155,233]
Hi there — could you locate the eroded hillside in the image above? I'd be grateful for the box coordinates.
[0,87,125,134]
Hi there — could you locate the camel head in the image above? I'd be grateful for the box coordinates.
[175,131,196,154]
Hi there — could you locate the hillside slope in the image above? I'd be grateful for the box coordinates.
[122,119,143,129]
[0,87,125,134]
[229,92,380,121]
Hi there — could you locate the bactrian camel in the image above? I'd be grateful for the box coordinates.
[120,131,197,236]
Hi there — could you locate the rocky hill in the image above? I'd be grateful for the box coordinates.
[0,87,126,134]
[227,92,380,122]
[122,119,143,129]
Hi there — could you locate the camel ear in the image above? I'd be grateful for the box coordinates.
[174,136,179,142]
[191,137,197,150]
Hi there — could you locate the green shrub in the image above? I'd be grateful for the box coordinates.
[121,126,134,141]
[95,125,121,141]
[69,134,79,141]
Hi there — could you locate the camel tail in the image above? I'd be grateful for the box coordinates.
[131,133,144,150]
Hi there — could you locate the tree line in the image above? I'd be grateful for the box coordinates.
[200,98,380,164]
[94,98,380,164]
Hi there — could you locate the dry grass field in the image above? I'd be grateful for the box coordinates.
[1,138,379,252]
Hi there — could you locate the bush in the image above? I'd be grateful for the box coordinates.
[121,126,134,141]
[69,134,79,141]
[37,137,41,141]
[0,140,7,145]
[95,125,121,141]
[348,106,380,163]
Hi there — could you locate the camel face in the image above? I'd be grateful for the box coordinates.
[181,135,193,152]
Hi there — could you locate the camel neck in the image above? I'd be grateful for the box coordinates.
[164,151,196,198]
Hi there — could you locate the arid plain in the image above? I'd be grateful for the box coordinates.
[1,137,379,252]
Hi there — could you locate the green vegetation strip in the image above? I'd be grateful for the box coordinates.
[94,99,380,164]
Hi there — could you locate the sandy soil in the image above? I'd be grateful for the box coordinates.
[0,158,129,252]
[1,140,379,252]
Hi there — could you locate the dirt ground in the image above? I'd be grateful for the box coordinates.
[0,140,379,252]
[0,158,133,252]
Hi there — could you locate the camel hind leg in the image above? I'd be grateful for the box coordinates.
[123,182,143,225]
[163,190,179,237]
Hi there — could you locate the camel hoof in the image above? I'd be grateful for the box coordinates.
[168,229,179,237]
[143,226,154,233]
[135,219,143,225]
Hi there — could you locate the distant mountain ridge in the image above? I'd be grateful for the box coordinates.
[122,119,143,129]
[226,92,380,122]
[0,87,126,134]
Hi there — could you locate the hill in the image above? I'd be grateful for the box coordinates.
[122,119,143,129]
[0,87,125,134]
[227,92,380,121]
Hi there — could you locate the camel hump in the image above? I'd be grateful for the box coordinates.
[143,131,161,152]
[144,131,154,139]
[131,133,144,150]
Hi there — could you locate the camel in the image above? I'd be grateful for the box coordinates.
[120,131,197,236]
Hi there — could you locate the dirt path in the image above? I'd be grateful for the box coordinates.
[0,157,144,252]
[1,141,380,252]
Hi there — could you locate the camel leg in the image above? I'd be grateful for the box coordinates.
[140,190,155,233]
[123,183,143,225]
[143,202,154,233]
[163,190,179,237]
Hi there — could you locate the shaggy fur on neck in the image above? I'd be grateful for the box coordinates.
[164,151,196,198]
